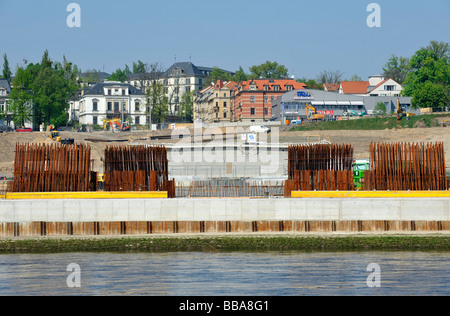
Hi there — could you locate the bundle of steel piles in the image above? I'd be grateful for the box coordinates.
[103,145,174,196]
[285,144,354,196]
[365,142,448,191]
[11,143,92,193]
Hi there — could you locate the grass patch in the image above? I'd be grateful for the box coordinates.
[290,114,443,131]
[1,235,450,254]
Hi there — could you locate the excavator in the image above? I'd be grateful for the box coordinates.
[103,118,130,132]
[396,98,415,120]
[306,104,325,121]
[48,128,74,145]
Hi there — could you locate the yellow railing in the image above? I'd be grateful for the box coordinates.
[4,191,168,200]
[291,191,450,198]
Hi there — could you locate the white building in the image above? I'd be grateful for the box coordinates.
[127,62,234,116]
[366,75,403,97]
[69,82,147,127]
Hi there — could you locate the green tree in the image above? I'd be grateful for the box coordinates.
[9,67,34,127]
[382,55,410,84]
[108,65,131,82]
[232,66,249,82]
[147,81,169,124]
[132,60,148,74]
[178,91,194,122]
[249,61,289,79]
[402,42,450,108]
[205,67,232,86]
[374,102,387,115]
[2,53,12,82]
[9,51,79,127]
[296,78,323,90]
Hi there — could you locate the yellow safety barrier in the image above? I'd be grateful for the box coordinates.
[5,191,168,200]
[291,191,450,198]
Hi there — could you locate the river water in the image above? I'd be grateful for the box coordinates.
[0,251,449,296]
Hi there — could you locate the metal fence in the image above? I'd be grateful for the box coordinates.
[175,179,285,198]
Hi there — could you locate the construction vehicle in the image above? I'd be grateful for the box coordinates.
[103,118,130,132]
[396,98,416,120]
[343,109,366,117]
[306,104,325,121]
[353,159,370,190]
[49,129,74,145]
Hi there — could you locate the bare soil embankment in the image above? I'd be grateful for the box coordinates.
[1,125,450,177]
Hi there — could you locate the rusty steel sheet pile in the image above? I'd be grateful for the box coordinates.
[285,144,354,196]
[11,143,93,193]
[103,145,174,196]
[365,142,448,191]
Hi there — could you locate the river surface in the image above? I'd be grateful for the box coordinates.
[0,251,449,296]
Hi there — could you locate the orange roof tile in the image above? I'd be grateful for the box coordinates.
[239,79,306,91]
[340,81,370,94]
[323,83,340,91]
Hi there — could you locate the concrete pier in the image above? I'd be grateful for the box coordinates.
[1,197,449,237]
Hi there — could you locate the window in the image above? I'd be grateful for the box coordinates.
[223,101,227,108]
[107,102,112,111]
[223,93,226,97]
[0,102,4,112]
[385,85,395,91]
[93,116,98,125]
[114,102,120,112]
[251,96,255,103]
[108,89,112,96]
[273,85,280,91]
[264,96,268,103]
[271,96,275,102]
[93,101,98,111]
[186,86,191,92]
[186,78,191,84]
[251,107,255,115]
[135,116,140,125]
[286,85,293,91]
[223,111,227,119]
[135,101,140,112]
[0,90,5,96]
[122,89,126,96]
[264,108,269,115]
[250,85,256,91]
[199,79,203,85]
[264,85,269,91]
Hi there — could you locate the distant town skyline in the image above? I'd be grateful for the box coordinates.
[1,0,449,81]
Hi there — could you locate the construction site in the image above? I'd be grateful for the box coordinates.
[0,123,450,237]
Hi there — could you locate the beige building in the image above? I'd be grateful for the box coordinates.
[194,80,237,123]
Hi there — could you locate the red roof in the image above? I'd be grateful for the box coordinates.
[340,81,370,94]
[239,79,306,91]
[323,83,340,91]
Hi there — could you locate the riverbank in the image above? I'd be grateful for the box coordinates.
[1,232,450,253]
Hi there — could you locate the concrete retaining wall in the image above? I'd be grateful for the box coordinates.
[1,198,449,223]
[1,198,449,237]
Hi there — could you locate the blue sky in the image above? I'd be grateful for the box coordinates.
[0,0,449,81]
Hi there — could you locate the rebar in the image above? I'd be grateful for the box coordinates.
[365,142,447,191]
[11,143,92,192]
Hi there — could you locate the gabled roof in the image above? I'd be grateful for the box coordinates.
[323,83,339,92]
[238,78,306,91]
[340,81,370,94]
[164,62,235,78]
[0,79,11,93]
[83,82,144,96]
[367,78,400,93]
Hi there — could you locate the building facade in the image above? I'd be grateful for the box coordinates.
[193,80,237,123]
[0,79,11,126]
[69,82,147,127]
[272,89,414,123]
[127,62,234,116]
[232,79,306,122]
